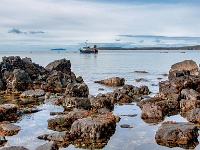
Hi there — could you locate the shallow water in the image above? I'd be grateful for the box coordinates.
[0,50,200,150]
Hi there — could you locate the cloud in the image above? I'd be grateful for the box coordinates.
[8,28,27,34]
[29,31,45,34]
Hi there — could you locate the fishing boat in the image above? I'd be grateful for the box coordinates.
[79,41,98,53]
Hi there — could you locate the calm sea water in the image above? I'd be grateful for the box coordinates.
[0,50,200,150]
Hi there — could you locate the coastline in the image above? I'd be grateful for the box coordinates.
[98,44,200,50]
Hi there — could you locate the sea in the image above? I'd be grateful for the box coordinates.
[0,49,200,150]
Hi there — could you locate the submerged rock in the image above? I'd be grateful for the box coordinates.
[0,123,21,136]
[35,141,58,150]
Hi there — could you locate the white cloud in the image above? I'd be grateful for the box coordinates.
[0,0,200,49]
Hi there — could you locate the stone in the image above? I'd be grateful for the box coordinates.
[0,123,21,136]
[180,99,200,112]
[20,89,45,98]
[120,124,133,128]
[0,104,18,122]
[0,135,7,146]
[65,83,89,98]
[180,89,200,100]
[95,77,125,86]
[35,141,58,150]
[186,108,200,123]
[155,121,199,149]
[0,146,29,150]
[169,60,199,78]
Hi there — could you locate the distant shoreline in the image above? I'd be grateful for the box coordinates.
[98,45,200,50]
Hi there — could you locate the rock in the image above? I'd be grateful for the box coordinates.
[95,77,125,86]
[134,70,148,73]
[0,135,7,146]
[0,146,29,150]
[20,89,45,98]
[186,108,200,123]
[180,89,200,100]
[0,104,18,122]
[155,121,199,149]
[46,131,71,142]
[135,78,148,82]
[0,124,21,136]
[76,76,83,83]
[35,141,58,150]
[47,109,89,131]
[180,99,200,112]
[65,83,89,98]
[45,58,71,74]
[70,112,116,140]
[120,124,133,128]
[62,97,91,110]
[169,60,199,78]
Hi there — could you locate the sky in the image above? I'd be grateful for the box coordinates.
[0,0,200,50]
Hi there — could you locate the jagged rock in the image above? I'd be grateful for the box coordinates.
[62,97,91,110]
[0,104,18,122]
[20,89,45,98]
[70,112,116,140]
[65,83,89,98]
[180,99,200,112]
[35,141,58,150]
[169,60,199,79]
[155,121,199,149]
[186,108,200,123]
[95,77,125,86]
[47,109,89,131]
[0,135,7,146]
[0,123,21,136]
[0,146,29,150]
[180,89,200,100]
[45,58,71,74]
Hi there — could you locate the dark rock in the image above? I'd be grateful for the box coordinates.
[61,97,91,110]
[134,70,148,73]
[70,112,116,140]
[65,83,89,98]
[120,124,133,128]
[95,77,125,86]
[155,121,199,149]
[180,89,200,100]
[45,58,71,75]
[0,135,7,146]
[35,141,58,150]
[47,109,89,131]
[0,104,18,122]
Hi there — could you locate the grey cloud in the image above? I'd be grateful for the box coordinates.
[8,28,45,35]
[29,31,45,34]
[8,28,27,34]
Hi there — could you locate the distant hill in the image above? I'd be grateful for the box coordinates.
[98,45,200,50]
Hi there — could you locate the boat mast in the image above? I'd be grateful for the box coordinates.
[85,40,88,47]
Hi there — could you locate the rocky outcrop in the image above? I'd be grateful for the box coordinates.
[155,121,199,149]
[0,104,18,122]
[169,60,199,78]
[95,77,125,86]
[65,83,89,98]
[0,123,21,136]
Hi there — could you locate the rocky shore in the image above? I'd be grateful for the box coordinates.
[1,56,200,149]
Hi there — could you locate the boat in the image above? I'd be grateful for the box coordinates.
[79,41,98,53]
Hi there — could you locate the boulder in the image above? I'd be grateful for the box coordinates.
[0,123,21,136]
[155,121,199,149]
[65,83,89,98]
[70,112,116,140]
[20,89,45,98]
[35,141,58,150]
[186,108,200,123]
[95,77,125,86]
[0,146,29,150]
[169,60,199,78]
[0,135,7,146]
[180,89,200,100]
[47,109,89,131]
[0,104,18,122]
[180,99,200,112]
[45,58,71,75]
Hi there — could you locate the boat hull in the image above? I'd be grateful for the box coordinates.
[80,49,98,53]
